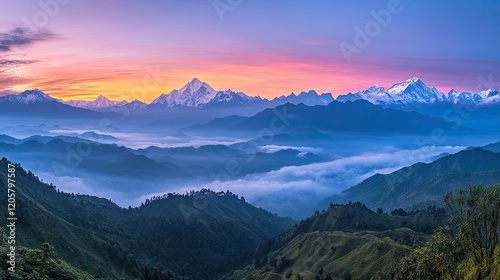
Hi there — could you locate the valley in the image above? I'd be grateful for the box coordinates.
[1,2,499,277]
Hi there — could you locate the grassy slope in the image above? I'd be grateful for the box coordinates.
[228,231,410,280]
[224,203,444,280]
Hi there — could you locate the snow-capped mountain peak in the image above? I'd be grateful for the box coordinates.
[5,77,498,112]
[352,84,391,105]
[150,78,336,108]
[386,77,445,103]
[93,95,116,107]
[363,84,386,94]
[178,78,211,94]
[0,89,55,104]
[478,89,500,104]
[151,78,218,107]
[123,99,147,109]
[130,99,146,104]
[387,77,425,94]
[478,89,497,99]
[204,89,264,108]
[269,90,334,106]
[366,84,384,91]
[64,94,126,110]
[337,78,475,106]
[22,89,55,103]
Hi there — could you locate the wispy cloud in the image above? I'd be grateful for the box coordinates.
[32,145,466,215]
[36,172,123,201]
[260,145,323,154]
[48,129,243,149]
[0,59,38,65]
[0,27,56,52]
[169,145,465,218]
[0,89,18,96]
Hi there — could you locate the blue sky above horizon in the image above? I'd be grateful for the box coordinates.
[0,0,499,102]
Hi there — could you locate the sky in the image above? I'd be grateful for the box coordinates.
[0,0,499,102]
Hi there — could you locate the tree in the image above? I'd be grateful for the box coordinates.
[444,185,500,277]
[341,270,352,280]
[394,185,500,279]
[39,242,54,277]
[318,267,323,275]
[393,227,461,279]
[391,208,407,216]
[377,208,383,214]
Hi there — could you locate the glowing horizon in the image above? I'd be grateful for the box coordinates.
[1,1,499,103]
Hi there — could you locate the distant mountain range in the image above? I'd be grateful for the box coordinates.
[146,78,334,110]
[0,89,115,118]
[64,95,129,111]
[0,136,326,202]
[330,144,500,211]
[1,77,497,112]
[194,100,467,136]
[0,89,56,104]
[337,77,499,107]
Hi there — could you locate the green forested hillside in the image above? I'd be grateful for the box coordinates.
[0,243,101,280]
[340,148,500,210]
[226,185,500,280]
[0,158,293,279]
[224,203,447,280]
[2,156,498,280]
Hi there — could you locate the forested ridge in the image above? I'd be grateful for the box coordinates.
[0,158,292,279]
[1,157,499,279]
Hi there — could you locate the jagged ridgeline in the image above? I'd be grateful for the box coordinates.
[0,158,293,279]
[224,202,449,280]
[338,147,500,211]
[1,157,499,280]
[223,185,499,280]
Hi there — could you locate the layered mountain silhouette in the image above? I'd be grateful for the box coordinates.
[0,158,293,279]
[226,202,447,280]
[3,78,498,113]
[196,100,466,135]
[335,147,500,210]
[337,77,499,106]
[0,89,115,118]
[0,137,326,200]
[2,78,498,134]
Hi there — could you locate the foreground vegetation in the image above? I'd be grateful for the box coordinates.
[225,185,500,280]
[393,185,500,279]
[0,158,292,279]
[1,156,499,279]
[0,243,100,280]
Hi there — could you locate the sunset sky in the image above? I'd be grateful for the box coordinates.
[1,0,499,102]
